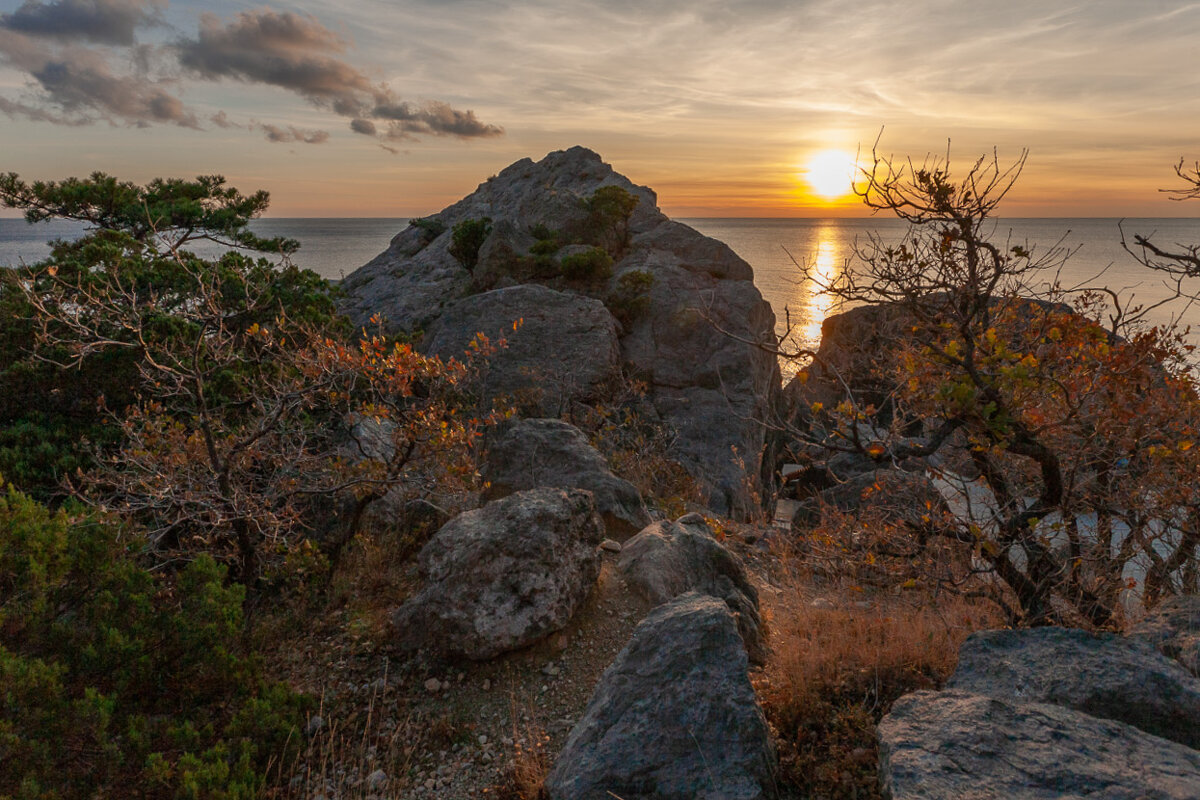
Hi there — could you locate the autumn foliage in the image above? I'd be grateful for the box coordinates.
[789,146,1200,627]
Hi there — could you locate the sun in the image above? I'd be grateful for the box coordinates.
[805,149,858,201]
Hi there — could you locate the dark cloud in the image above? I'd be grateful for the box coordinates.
[256,123,330,144]
[0,0,163,46]
[376,100,503,139]
[0,29,197,127]
[177,9,502,140]
[0,5,501,143]
[178,10,377,115]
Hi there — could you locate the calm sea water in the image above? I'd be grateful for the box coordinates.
[4,216,1198,350]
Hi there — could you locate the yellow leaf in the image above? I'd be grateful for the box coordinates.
[810,402,824,414]
[1181,441,1194,452]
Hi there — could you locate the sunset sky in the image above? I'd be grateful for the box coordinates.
[2,0,1200,218]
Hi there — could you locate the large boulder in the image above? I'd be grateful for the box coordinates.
[878,689,1200,800]
[545,592,776,800]
[392,488,603,660]
[617,514,766,664]
[1130,594,1200,677]
[422,284,622,416]
[947,627,1200,749]
[481,418,650,537]
[340,147,781,519]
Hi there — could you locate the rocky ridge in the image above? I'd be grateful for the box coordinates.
[340,146,781,517]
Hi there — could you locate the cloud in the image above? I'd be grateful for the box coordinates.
[255,123,330,144]
[0,0,163,46]
[0,29,196,127]
[375,100,502,139]
[0,4,500,143]
[176,8,502,140]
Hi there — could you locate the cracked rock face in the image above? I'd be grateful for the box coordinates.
[392,487,603,660]
[340,146,781,518]
[545,592,777,800]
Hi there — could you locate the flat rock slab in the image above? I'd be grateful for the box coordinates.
[879,689,1200,800]
[545,592,776,800]
[948,627,1200,749]
[392,487,603,660]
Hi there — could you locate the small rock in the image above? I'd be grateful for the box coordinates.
[365,770,388,792]
[543,663,560,676]
[424,677,442,693]
[482,678,491,691]
[305,715,325,737]
[600,539,622,553]
[478,734,489,746]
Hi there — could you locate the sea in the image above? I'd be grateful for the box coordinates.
[4,216,1199,354]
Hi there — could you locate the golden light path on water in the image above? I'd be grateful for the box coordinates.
[800,228,841,349]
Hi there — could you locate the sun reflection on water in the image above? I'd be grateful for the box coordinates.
[782,225,845,359]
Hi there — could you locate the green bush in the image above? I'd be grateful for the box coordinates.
[0,484,307,799]
[408,215,447,241]
[448,217,492,270]
[581,185,639,255]
[560,246,614,282]
[605,269,656,325]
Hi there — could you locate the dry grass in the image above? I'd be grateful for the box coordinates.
[489,694,551,800]
[758,577,1000,799]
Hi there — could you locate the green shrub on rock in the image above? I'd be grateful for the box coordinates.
[448,217,492,270]
[560,246,614,283]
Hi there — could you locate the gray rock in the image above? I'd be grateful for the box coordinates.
[392,488,603,660]
[878,689,1200,800]
[618,516,766,664]
[948,627,1200,749]
[482,418,651,537]
[1130,595,1200,677]
[422,284,621,416]
[545,593,776,800]
[341,147,781,520]
[617,247,781,517]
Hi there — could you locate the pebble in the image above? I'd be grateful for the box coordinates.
[366,769,388,791]
[305,715,325,737]
[600,538,622,552]
[482,678,491,691]
[424,677,441,693]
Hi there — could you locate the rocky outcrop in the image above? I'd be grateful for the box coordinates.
[340,147,781,519]
[392,488,602,660]
[947,627,1200,749]
[422,284,622,416]
[481,418,650,537]
[878,624,1200,798]
[617,514,766,664]
[879,689,1200,800]
[1130,594,1200,677]
[545,592,776,800]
